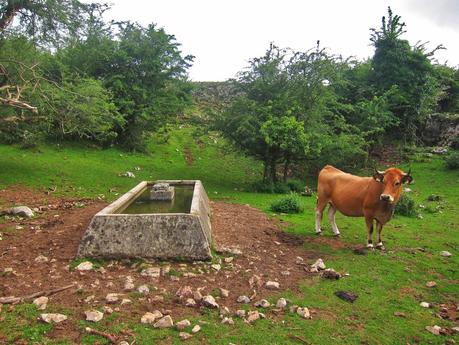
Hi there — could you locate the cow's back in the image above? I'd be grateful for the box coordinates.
[317,165,374,217]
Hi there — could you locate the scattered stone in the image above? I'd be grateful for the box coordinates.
[426,281,437,288]
[102,306,113,314]
[246,310,261,323]
[176,286,193,299]
[141,311,163,324]
[85,310,103,322]
[34,255,49,263]
[161,265,171,276]
[221,317,234,325]
[235,309,246,318]
[289,305,299,313]
[295,256,304,264]
[141,267,161,278]
[280,270,290,276]
[176,319,191,330]
[154,315,174,328]
[119,341,129,345]
[211,264,221,271]
[185,298,196,307]
[425,325,442,335]
[265,281,280,290]
[219,306,230,316]
[105,293,121,303]
[151,295,164,303]
[75,261,94,271]
[124,276,135,291]
[311,258,326,271]
[420,302,431,308]
[321,268,341,280]
[297,307,311,319]
[33,296,48,310]
[191,325,201,333]
[276,298,287,309]
[237,295,250,304]
[335,291,358,303]
[254,299,270,308]
[219,246,242,256]
[220,288,229,298]
[193,290,203,302]
[452,327,459,334]
[122,171,135,178]
[440,251,452,257]
[137,285,150,294]
[393,311,406,318]
[40,313,67,323]
[10,206,34,218]
[224,257,234,263]
[179,332,193,340]
[202,295,219,309]
[249,274,263,288]
[121,298,131,305]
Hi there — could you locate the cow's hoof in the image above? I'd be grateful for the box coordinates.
[366,243,374,250]
[375,243,385,250]
[333,233,341,238]
[315,231,322,236]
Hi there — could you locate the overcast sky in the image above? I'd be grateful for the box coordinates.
[103,0,459,81]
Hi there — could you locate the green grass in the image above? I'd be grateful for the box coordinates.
[0,127,458,344]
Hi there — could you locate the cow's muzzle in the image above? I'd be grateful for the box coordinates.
[380,194,394,202]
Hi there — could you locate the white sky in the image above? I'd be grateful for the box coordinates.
[103,0,459,81]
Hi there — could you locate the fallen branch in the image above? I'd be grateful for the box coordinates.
[0,283,75,304]
[85,327,117,344]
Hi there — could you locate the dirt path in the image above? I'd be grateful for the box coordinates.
[0,186,326,343]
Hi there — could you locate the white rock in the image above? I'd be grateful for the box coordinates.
[85,310,103,322]
[265,281,280,290]
[420,302,431,308]
[297,307,311,319]
[311,258,326,270]
[440,251,452,257]
[426,281,437,288]
[176,319,191,330]
[40,313,67,323]
[237,295,250,303]
[102,306,113,314]
[193,290,203,302]
[124,276,135,291]
[33,296,48,310]
[179,332,193,340]
[120,298,131,305]
[34,255,49,263]
[254,299,270,308]
[154,315,174,328]
[84,295,95,303]
[224,257,234,263]
[202,295,219,309]
[124,171,135,178]
[220,288,229,298]
[137,285,150,294]
[211,264,221,271]
[295,256,304,264]
[118,341,129,345]
[191,325,201,333]
[11,206,34,218]
[141,267,161,278]
[425,325,442,335]
[105,293,121,303]
[235,309,246,318]
[452,326,459,334]
[221,317,234,325]
[276,298,287,309]
[176,286,193,299]
[280,270,291,276]
[141,311,163,324]
[246,310,260,323]
[76,261,94,271]
[185,298,196,307]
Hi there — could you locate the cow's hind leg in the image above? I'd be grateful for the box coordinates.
[375,221,385,250]
[315,198,328,235]
[328,204,340,236]
[365,217,374,249]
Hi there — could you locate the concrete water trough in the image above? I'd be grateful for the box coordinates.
[77,180,212,260]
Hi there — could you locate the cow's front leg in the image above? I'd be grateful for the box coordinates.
[375,221,385,250]
[365,217,374,249]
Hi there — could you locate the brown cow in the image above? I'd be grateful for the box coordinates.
[315,165,412,249]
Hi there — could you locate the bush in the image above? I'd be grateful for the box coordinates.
[286,179,304,193]
[270,193,304,214]
[395,194,418,217]
[445,152,459,169]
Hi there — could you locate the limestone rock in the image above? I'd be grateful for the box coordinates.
[265,281,280,290]
[120,298,131,305]
[40,313,67,323]
[85,310,103,322]
[311,258,326,271]
[420,302,431,308]
[276,298,287,309]
[297,307,311,319]
[202,295,219,309]
[76,261,94,271]
[211,264,221,271]
[105,293,121,303]
[254,299,270,308]
[193,290,203,302]
[185,298,196,307]
[235,309,246,318]
[141,311,163,324]
[34,255,49,263]
[137,285,150,294]
[246,310,260,323]
[426,281,437,288]
[141,267,161,278]
[33,296,48,310]
[176,319,191,330]
[425,325,442,336]
[103,306,113,314]
[440,251,452,257]
[237,295,250,304]
[221,317,234,325]
[124,276,135,291]
[154,315,174,328]
[11,206,34,218]
[176,286,193,299]
[179,332,193,340]
[220,288,229,298]
[191,325,201,333]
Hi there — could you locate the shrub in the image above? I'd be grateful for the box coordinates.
[286,179,304,193]
[395,194,417,217]
[270,193,304,214]
[273,182,290,194]
[445,152,459,170]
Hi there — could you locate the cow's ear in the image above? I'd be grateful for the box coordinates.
[401,169,413,184]
[373,169,385,183]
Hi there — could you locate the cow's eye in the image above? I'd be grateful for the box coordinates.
[395,181,400,186]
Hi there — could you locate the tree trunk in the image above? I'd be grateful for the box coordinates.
[0,1,25,32]
[270,157,277,183]
[283,157,290,182]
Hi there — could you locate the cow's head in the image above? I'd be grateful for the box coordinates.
[373,167,412,203]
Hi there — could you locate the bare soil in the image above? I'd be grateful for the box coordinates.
[0,186,328,343]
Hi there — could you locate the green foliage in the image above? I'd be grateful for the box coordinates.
[445,152,459,169]
[270,193,304,213]
[286,179,304,193]
[395,194,418,217]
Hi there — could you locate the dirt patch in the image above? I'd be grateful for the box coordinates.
[0,187,325,343]
[184,146,194,166]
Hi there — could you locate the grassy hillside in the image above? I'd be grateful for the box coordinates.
[0,127,458,345]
